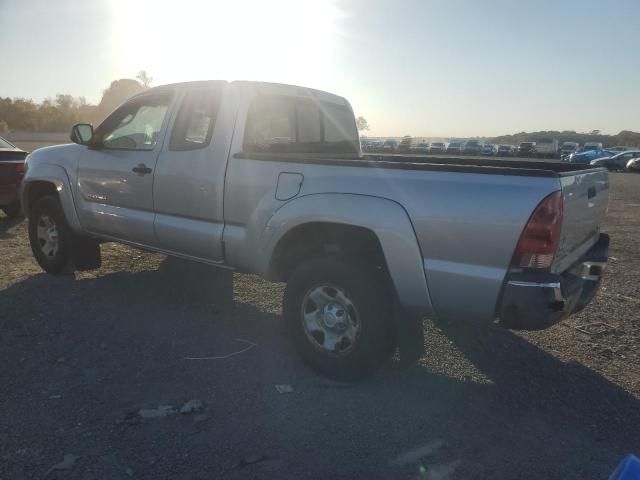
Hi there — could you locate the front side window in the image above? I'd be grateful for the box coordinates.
[0,137,14,149]
[169,87,221,151]
[96,93,172,150]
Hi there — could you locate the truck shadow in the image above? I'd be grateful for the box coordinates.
[0,215,23,239]
[0,257,637,479]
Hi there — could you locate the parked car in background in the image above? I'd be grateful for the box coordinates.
[582,142,603,152]
[568,149,615,164]
[21,79,611,379]
[536,138,559,158]
[446,141,464,154]
[627,158,640,172]
[429,142,446,154]
[497,144,516,156]
[481,144,497,155]
[590,150,640,171]
[360,138,374,152]
[0,135,28,218]
[397,136,415,153]
[382,139,398,152]
[463,139,484,155]
[560,142,580,160]
[518,141,537,157]
[414,143,430,154]
[371,140,385,152]
[608,146,630,152]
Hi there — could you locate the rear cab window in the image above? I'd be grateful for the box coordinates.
[243,95,359,155]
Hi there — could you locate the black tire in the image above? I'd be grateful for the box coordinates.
[29,195,72,274]
[283,255,391,381]
[28,195,102,274]
[1,202,23,218]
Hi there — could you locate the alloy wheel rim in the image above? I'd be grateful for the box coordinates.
[301,284,361,355]
[36,215,59,258]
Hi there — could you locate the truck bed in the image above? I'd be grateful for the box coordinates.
[234,152,604,177]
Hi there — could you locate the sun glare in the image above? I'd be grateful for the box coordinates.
[109,0,342,88]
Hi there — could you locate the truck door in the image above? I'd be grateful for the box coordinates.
[152,82,227,261]
[76,90,174,245]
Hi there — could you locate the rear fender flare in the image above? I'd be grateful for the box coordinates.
[262,193,433,316]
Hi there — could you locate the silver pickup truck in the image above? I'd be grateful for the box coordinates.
[21,80,609,379]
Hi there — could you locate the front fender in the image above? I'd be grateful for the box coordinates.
[261,193,433,316]
[22,163,82,232]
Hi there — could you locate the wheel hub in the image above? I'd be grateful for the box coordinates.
[301,285,360,355]
[36,215,59,258]
[322,302,347,331]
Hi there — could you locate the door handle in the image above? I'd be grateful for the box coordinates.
[132,164,152,175]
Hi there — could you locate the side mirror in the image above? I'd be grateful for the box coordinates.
[70,123,94,145]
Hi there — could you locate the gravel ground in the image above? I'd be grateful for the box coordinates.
[0,171,639,479]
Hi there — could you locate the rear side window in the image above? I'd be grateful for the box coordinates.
[243,95,359,154]
[169,87,222,151]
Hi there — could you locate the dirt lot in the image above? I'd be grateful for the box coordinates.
[0,171,639,479]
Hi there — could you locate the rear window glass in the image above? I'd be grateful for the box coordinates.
[243,95,358,154]
[244,96,295,153]
[296,100,322,143]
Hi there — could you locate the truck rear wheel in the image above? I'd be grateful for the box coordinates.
[283,255,391,380]
[28,195,101,274]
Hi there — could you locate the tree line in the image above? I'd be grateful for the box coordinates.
[0,71,152,133]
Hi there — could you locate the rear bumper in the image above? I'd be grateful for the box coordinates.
[497,233,609,330]
[0,184,20,206]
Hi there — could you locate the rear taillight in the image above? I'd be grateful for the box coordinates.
[15,163,25,174]
[511,191,563,269]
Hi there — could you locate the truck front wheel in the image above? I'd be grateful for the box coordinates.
[28,195,101,274]
[283,255,391,380]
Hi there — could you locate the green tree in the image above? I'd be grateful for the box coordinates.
[356,116,369,132]
[136,70,153,88]
[96,78,147,124]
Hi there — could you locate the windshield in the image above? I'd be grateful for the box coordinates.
[0,136,15,148]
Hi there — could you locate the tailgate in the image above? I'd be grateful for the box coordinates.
[553,168,609,273]
[0,161,24,185]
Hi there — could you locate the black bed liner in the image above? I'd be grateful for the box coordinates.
[234,152,605,178]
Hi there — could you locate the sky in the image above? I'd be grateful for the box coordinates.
[1,0,639,137]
